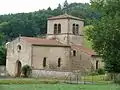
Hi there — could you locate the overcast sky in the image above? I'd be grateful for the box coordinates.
[0,0,90,15]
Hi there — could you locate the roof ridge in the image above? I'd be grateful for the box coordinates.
[48,14,84,21]
[21,36,69,47]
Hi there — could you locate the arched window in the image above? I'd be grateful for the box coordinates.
[58,24,61,34]
[54,24,57,34]
[43,57,46,67]
[73,50,76,56]
[17,45,21,52]
[72,24,76,35]
[76,24,79,34]
[58,58,61,67]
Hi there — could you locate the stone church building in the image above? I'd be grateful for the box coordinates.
[6,14,103,77]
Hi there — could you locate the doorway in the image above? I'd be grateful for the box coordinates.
[16,60,22,77]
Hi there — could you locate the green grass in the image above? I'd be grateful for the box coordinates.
[0,77,119,90]
[0,84,119,90]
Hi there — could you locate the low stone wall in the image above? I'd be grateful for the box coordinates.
[32,70,75,78]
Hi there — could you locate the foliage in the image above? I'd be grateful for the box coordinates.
[114,74,120,84]
[89,68,105,76]
[86,0,120,74]
[0,33,6,65]
[21,65,32,78]
[96,68,105,75]
[0,46,6,65]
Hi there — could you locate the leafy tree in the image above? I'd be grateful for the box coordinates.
[0,46,6,65]
[86,0,120,74]
[47,7,52,11]
[57,3,62,10]
[0,32,6,65]
[63,0,69,8]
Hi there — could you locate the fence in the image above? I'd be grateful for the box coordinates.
[64,71,107,84]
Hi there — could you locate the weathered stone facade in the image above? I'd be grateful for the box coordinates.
[6,14,104,77]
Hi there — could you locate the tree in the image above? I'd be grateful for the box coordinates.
[63,0,69,13]
[47,7,52,11]
[57,3,62,10]
[86,0,120,74]
[63,0,69,8]
[0,32,6,65]
[0,46,6,65]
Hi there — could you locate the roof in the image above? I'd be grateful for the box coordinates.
[71,44,96,56]
[21,37,69,47]
[48,13,84,21]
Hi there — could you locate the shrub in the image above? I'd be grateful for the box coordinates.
[114,74,120,84]
[89,71,98,76]
[96,68,105,75]
[21,65,32,78]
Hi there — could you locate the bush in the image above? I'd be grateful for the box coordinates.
[114,74,120,84]
[21,65,32,78]
[89,71,98,76]
[96,68,105,75]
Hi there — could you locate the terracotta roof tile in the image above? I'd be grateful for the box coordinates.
[21,37,69,47]
[71,44,96,56]
[48,14,84,21]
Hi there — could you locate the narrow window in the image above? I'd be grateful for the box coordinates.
[17,45,21,52]
[73,50,76,56]
[43,57,46,67]
[58,24,61,34]
[72,24,76,35]
[54,24,57,34]
[58,58,61,67]
[96,60,99,70]
[80,54,82,60]
[76,24,79,34]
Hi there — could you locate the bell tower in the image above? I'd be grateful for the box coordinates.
[47,14,84,45]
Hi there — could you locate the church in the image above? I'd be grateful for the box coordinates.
[6,14,103,77]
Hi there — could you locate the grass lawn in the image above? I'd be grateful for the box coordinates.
[0,75,118,90]
[0,84,119,90]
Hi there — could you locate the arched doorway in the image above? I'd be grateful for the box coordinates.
[16,60,22,77]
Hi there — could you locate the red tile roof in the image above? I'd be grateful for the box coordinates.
[21,37,69,47]
[20,37,96,56]
[71,44,96,56]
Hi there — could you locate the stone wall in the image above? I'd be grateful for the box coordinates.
[71,49,104,73]
[32,45,71,71]
[32,69,74,78]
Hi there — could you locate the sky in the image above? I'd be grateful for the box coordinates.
[0,0,90,15]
